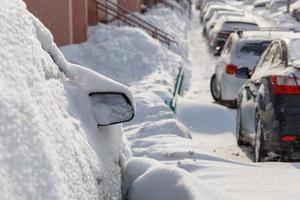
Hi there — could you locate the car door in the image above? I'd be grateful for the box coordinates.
[240,42,280,142]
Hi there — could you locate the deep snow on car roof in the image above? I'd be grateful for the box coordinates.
[218,15,257,24]
[232,30,300,41]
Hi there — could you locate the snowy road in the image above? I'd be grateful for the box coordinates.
[177,7,251,162]
[175,5,300,200]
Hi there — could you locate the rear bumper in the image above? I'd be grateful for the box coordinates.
[262,95,300,157]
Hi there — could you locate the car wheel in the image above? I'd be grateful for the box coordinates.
[236,106,246,146]
[210,74,221,102]
[254,116,267,162]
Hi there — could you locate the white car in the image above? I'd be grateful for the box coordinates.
[266,0,288,12]
[204,10,245,36]
[202,5,236,25]
[210,30,295,107]
[200,1,226,21]
[1,1,135,199]
[207,16,259,50]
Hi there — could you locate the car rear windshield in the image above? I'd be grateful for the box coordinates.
[222,22,259,31]
[237,41,270,57]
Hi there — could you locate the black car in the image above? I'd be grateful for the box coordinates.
[235,34,300,162]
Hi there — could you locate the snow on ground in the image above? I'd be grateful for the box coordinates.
[175,5,300,200]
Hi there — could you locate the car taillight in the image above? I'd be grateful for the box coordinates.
[280,135,297,142]
[271,75,300,94]
[218,31,230,38]
[226,64,237,75]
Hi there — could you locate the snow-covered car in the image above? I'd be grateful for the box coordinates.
[210,30,293,106]
[196,0,204,10]
[253,0,269,10]
[200,0,225,12]
[207,16,259,50]
[200,1,226,22]
[266,0,288,12]
[203,10,245,36]
[292,7,300,21]
[1,1,135,199]
[202,5,237,27]
[236,33,300,162]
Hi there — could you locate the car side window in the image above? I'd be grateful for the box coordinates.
[253,43,273,72]
[261,43,278,69]
[271,46,282,68]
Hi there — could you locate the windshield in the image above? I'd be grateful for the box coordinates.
[236,41,271,67]
[238,41,270,56]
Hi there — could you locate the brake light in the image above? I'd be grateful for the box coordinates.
[218,31,230,38]
[271,75,300,94]
[226,64,237,75]
[280,135,297,142]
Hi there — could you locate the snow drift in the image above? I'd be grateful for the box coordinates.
[123,157,222,200]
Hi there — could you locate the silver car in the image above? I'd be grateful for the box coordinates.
[210,30,294,107]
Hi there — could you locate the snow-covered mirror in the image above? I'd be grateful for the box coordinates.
[89,92,134,126]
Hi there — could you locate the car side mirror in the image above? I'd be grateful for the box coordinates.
[89,92,134,126]
[235,67,251,79]
[214,46,222,56]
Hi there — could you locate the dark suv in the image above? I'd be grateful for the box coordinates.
[235,34,300,162]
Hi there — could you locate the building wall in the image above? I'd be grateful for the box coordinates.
[118,0,143,12]
[88,0,98,25]
[24,0,72,46]
[24,0,88,46]
[25,0,144,46]
[72,0,88,44]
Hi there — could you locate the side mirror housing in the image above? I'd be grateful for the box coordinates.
[214,46,222,56]
[235,67,251,79]
[89,92,134,126]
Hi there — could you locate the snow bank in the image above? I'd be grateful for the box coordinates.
[125,93,191,139]
[135,5,189,58]
[1,0,131,199]
[61,24,183,88]
[124,157,221,200]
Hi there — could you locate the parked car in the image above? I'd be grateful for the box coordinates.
[292,7,300,21]
[266,0,288,12]
[253,0,269,10]
[204,10,245,36]
[1,1,135,198]
[196,0,204,10]
[207,16,259,51]
[210,30,296,107]
[210,30,277,107]
[235,33,300,162]
[200,1,226,22]
[200,0,225,13]
[202,5,237,27]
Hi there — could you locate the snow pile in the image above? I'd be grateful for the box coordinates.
[1,0,131,199]
[123,157,222,200]
[136,5,189,58]
[61,24,184,103]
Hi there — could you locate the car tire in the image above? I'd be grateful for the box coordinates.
[254,116,267,162]
[236,105,246,146]
[210,74,221,102]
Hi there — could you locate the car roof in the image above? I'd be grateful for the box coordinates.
[218,15,257,24]
[214,10,244,16]
[232,30,300,41]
